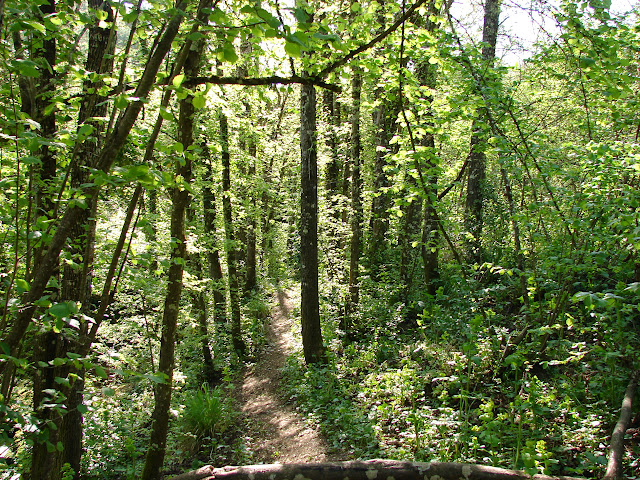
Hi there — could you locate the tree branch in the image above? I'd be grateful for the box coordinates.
[316,0,430,79]
[183,75,340,92]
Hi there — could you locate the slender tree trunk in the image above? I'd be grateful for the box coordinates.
[221,108,245,356]
[500,166,528,308]
[415,5,440,297]
[202,144,227,330]
[464,0,501,265]
[31,0,57,270]
[186,205,219,384]
[28,1,63,477]
[140,2,206,473]
[323,88,341,214]
[30,331,65,480]
[399,185,422,302]
[346,70,362,320]
[368,2,396,271]
[244,142,258,294]
[300,80,326,365]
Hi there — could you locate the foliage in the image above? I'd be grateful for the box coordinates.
[180,384,236,441]
[1,0,640,477]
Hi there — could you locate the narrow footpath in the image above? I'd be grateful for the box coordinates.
[236,289,340,463]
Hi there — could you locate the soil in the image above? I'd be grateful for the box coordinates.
[235,289,343,464]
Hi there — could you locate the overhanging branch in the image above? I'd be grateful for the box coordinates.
[183,75,340,92]
[316,0,430,78]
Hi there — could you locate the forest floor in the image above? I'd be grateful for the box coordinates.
[234,289,343,463]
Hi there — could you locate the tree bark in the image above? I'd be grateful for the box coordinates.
[221,107,245,356]
[244,140,258,294]
[399,181,422,303]
[415,5,441,297]
[140,1,207,476]
[169,459,587,480]
[346,69,362,320]
[201,143,227,330]
[368,1,397,271]
[300,81,326,365]
[603,371,639,480]
[57,5,116,475]
[464,0,500,265]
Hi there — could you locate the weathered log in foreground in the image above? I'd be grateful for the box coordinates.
[169,460,587,480]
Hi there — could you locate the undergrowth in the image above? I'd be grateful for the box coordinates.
[283,272,640,478]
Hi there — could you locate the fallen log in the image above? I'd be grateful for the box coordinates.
[168,459,587,480]
[603,370,639,480]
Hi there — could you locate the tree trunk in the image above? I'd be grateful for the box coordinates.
[61,1,116,469]
[346,70,362,320]
[244,141,258,294]
[323,88,341,201]
[368,2,397,271]
[221,107,245,356]
[415,6,440,297]
[30,331,65,480]
[31,0,57,270]
[464,0,500,265]
[300,81,326,365]
[140,2,206,476]
[188,245,218,385]
[202,144,227,330]
[399,181,422,303]
[27,1,62,477]
[186,198,219,385]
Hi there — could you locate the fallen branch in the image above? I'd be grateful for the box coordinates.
[169,459,588,480]
[603,371,639,480]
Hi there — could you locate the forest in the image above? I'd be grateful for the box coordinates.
[0,0,639,478]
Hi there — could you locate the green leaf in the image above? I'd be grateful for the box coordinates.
[187,31,204,41]
[16,278,30,292]
[101,387,115,397]
[114,95,128,109]
[293,7,310,23]
[142,373,167,383]
[77,404,89,414]
[49,302,73,318]
[284,41,301,58]
[159,107,173,121]
[217,45,238,64]
[192,94,206,109]
[23,20,46,34]
[95,365,107,379]
[172,74,185,87]
[256,7,280,28]
[209,8,229,25]
[11,59,40,78]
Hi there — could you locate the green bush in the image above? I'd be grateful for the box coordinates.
[181,384,235,440]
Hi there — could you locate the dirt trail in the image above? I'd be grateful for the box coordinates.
[237,289,339,463]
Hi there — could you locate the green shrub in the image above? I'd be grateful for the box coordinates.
[181,384,235,440]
